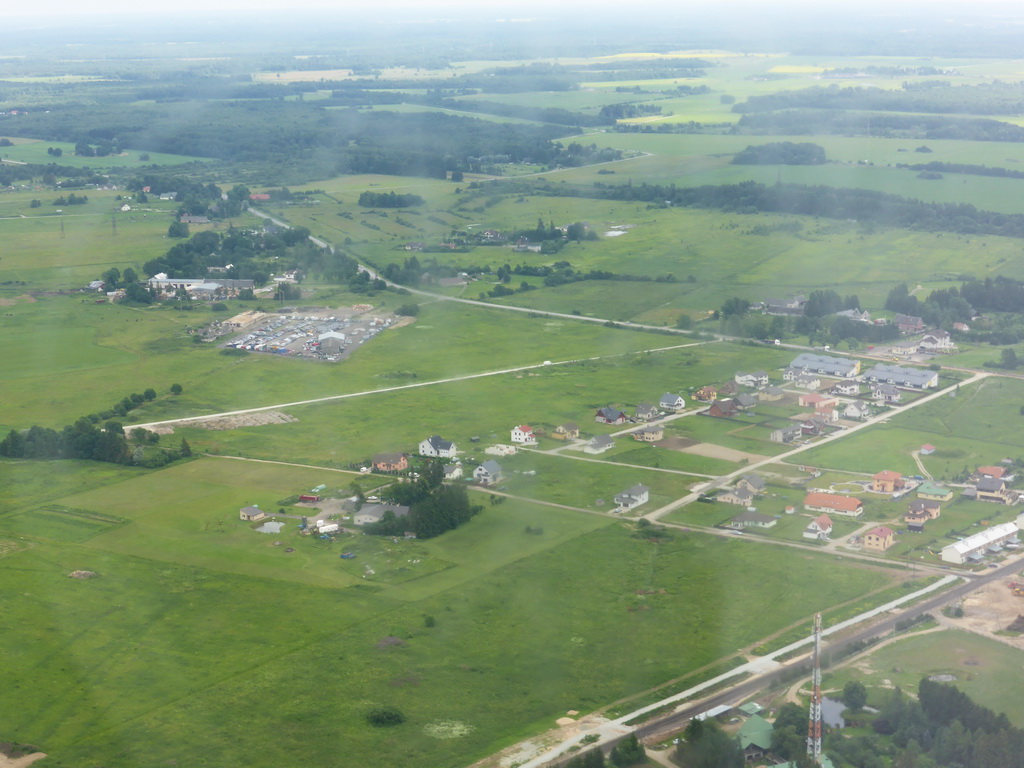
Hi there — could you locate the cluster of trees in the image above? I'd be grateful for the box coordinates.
[53,192,88,206]
[597,103,663,122]
[100,266,140,290]
[555,735,645,768]
[675,718,745,768]
[897,161,1024,180]
[366,462,482,540]
[357,191,425,208]
[732,109,1024,142]
[732,141,826,165]
[733,82,1024,117]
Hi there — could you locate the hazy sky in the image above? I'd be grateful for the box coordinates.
[9,0,1019,17]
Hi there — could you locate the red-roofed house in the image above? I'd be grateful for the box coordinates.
[249,193,271,201]
[803,514,833,541]
[510,425,538,445]
[977,466,1006,479]
[798,393,838,409]
[872,470,904,493]
[864,526,895,552]
[803,493,864,517]
[920,444,936,455]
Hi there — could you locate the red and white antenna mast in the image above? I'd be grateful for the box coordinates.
[807,612,823,761]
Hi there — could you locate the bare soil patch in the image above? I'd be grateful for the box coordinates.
[0,294,37,307]
[960,576,1024,648]
[152,410,298,434]
[680,443,768,463]
[656,436,699,450]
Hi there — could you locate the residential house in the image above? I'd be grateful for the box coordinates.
[718,381,738,396]
[737,474,766,495]
[694,385,717,402]
[953,322,970,332]
[419,435,457,458]
[976,476,1011,504]
[788,353,861,378]
[835,308,872,323]
[906,499,941,531]
[920,444,936,455]
[770,424,803,444]
[735,371,769,388]
[794,373,822,390]
[871,384,902,404]
[372,452,408,472]
[830,381,860,396]
[583,435,615,455]
[977,465,1008,480]
[737,714,775,763]
[803,514,833,541]
[728,510,777,529]
[717,487,755,506]
[635,403,659,421]
[658,393,686,412]
[917,482,953,501]
[872,470,904,494]
[595,407,627,425]
[843,401,872,420]
[759,386,785,402]
[239,505,265,521]
[798,392,838,409]
[734,394,758,411]
[614,484,650,512]
[706,399,739,418]
[863,526,896,552]
[862,363,938,389]
[473,460,504,485]
[510,425,538,445]
[804,492,864,517]
[800,415,830,436]
[941,522,1021,564]
[552,423,579,441]
[632,425,664,442]
[443,464,463,481]
[354,503,410,526]
[918,330,955,353]
[894,314,925,334]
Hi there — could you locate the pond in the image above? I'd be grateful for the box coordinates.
[821,697,846,728]
[256,521,285,533]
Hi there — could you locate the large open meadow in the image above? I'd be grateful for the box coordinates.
[0,456,898,768]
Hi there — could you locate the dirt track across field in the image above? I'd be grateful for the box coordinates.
[0,753,47,768]
[150,410,298,434]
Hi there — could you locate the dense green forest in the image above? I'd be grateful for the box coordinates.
[732,109,1024,141]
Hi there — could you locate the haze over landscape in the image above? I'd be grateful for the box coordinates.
[5,3,1024,768]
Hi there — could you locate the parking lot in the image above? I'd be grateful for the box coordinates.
[222,305,406,361]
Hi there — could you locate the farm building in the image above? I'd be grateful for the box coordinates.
[419,435,457,458]
[372,452,408,472]
[614,485,650,512]
[473,460,504,485]
[803,493,864,517]
[862,364,938,389]
[788,353,861,378]
[920,444,936,455]
[872,470,904,494]
[239,505,265,521]
[941,522,1020,564]
[803,514,833,541]
[728,510,777,530]
[863,526,895,552]
[354,503,410,526]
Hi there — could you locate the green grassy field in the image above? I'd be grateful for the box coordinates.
[0,456,897,768]
[0,137,208,167]
[825,629,1024,727]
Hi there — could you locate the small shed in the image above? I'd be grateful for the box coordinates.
[240,505,265,521]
